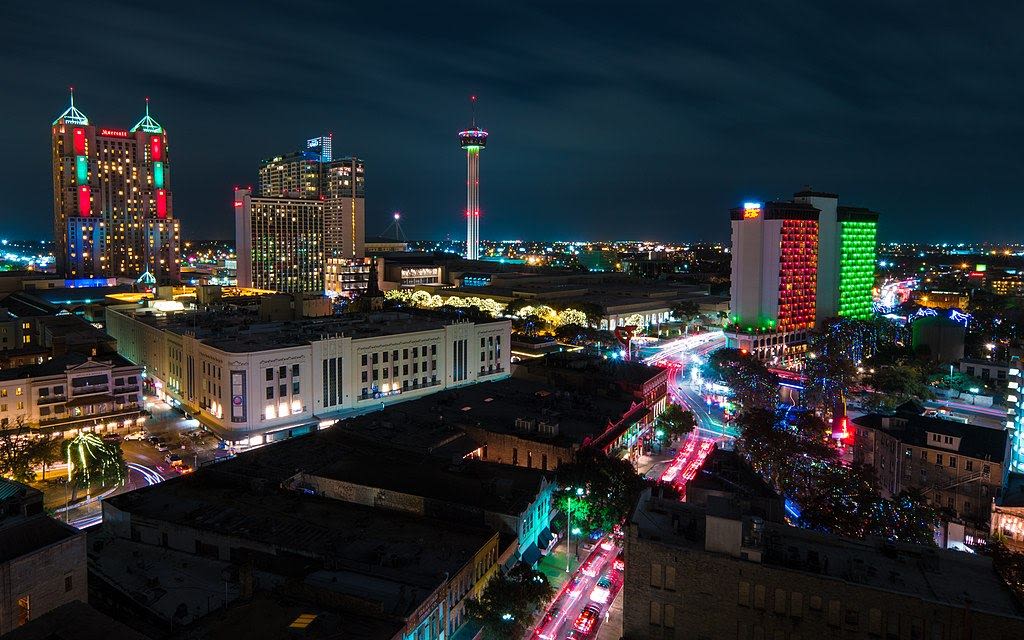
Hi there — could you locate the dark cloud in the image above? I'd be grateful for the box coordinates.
[1,0,1022,242]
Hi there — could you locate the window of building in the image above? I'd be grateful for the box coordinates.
[512,448,518,465]
[266,368,273,381]
[738,581,751,606]
[983,464,991,477]
[292,380,300,394]
[279,384,286,397]
[809,596,822,611]
[431,344,437,355]
[948,456,957,468]
[665,565,676,590]
[664,604,675,629]
[17,596,29,626]
[774,589,787,614]
[754,585,765,609]
[65,575,73,592]
[920,450,927,461]
[935,454,943,466]
[403,348,409,359]
[827,600,841,626]
[292,364,300,377]
[372,353,378,365]
[266,387,273,400]
[844,609,859,627]
[790,592,803,618]
[649,602,661,626]
[966,460,974,471]
[383,351,389,362]
[361,354,368,366]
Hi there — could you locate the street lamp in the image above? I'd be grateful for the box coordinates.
[566,487,585,573]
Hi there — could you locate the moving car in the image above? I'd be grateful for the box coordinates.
[590,574,613,603]
[613,552,625,572]
[164,453,183,467]
[153,440,170,452]
[572,605,601,636]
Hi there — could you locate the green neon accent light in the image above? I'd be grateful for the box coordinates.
[53,88,89,126]
[153,161,164,188]
[75,156,88,184]
[130,98,163,133]
[465,146,480,153]
[837,220,877,319]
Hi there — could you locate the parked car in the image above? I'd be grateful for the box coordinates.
[613,552,625,572]
[153,440,170,452]
[124,431,148,441]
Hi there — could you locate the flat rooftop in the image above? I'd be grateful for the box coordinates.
[632,494,1023,618]
[516,351,665,388]
[0,514,81,563]
[104,471,496,614]
[0,352,136,382]
[334,377,640,449]
[182,422,549,517]
[112,307,505,352]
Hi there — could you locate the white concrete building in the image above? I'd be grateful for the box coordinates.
[0,353,144,437]
[106,303,511,445]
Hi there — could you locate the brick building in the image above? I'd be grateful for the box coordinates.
[852,404,1008,545]
[0,480,87,635]
[624,487,1024,640]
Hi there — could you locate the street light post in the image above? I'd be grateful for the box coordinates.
[565,487,584,573]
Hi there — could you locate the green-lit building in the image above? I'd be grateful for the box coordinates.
[792,190,879,325]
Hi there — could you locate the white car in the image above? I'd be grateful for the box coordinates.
[124,431,148,441]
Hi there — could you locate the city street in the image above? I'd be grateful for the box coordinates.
[46,396,230,529]
[532,535,623,640]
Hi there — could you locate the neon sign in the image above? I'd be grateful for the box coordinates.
[743,202,761,219]
[99,128,129,138]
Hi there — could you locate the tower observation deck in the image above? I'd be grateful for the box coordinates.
[459,98,487,260]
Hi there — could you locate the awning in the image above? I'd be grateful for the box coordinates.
[537,528,555,550]
[519,542,542,567]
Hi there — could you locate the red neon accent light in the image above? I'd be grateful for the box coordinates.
[73,128,86,155]
[99,128,129,138]
[77,186,91,216]
[776,218,818,332]
[156,189,167,218]
[150,135,163,161]
[233,201,243,208]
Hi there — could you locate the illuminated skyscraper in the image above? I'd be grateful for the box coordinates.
[727,189,879,364]
[258,136,364,261]
[793,190,879,323]
[234,188,325,293]
[459,98,487,260]
[51,90,180,283]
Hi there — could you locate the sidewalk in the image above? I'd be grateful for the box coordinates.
[536,535,578,592]
[596,588,624,640]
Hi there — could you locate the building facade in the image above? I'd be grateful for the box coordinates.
[852,409,1008,544]
[51,92,180,283]
[1007,357,1023,472]
[725,201,819,363]
[727,191,879,364]
[106,304,511,444]
[234,188,325,293]
[624,490,1024,640]
[257,139,365,261]
[0,480,88,635]
[0,354,144,437]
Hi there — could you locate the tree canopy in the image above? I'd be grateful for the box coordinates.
[466,562,553,640]
[655,403,697,442]
[0,427,62,483]
[705,348,779,410]
[555,447,647,534]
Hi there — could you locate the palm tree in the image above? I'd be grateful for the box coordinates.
[64,433,127,498]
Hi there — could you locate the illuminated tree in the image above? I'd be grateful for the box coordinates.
[63,432,126,490]
[466,562,553,640]
[705,348,779,410]
[555,308,588,327]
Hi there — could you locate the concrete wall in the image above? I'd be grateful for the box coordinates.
[0,531,87,635]
[623,526,1024,640]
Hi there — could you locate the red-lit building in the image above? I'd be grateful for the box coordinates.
[51,91,180,283]
[725,201,819,365]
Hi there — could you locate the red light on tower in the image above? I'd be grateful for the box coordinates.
[73,128,86,155]
[156,189,167,218]
[77,186,91,216]
[150,135,163,161]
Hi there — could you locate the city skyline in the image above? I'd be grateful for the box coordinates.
[4,3,1024,245]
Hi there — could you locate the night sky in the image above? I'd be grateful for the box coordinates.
[2,1,1022,243]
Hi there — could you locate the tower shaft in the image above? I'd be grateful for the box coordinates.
[466,147,480,260]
